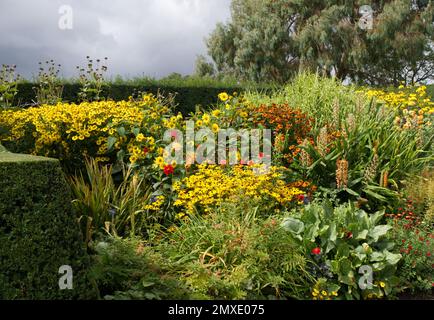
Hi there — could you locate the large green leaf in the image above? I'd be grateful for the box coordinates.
[281,217,304,235]
[369,225,392,242]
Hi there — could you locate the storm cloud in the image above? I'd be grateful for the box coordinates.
[0,0,231,79]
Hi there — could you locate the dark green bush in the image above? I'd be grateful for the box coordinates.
[0,152,97,299]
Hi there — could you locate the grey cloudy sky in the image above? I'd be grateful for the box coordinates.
[0,0,231,79]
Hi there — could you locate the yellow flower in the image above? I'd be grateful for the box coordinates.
[321,291,328,296]
[379,282,386,288]
[196,119,203,127]
[136,133,145,142]
[154,156,165,167]
[202,114,211,125]
[218,92,229,102]
[212,109,221,117]
[212,123,220,133]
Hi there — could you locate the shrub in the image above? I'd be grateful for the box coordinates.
[159,202,314,299]
[0,152,97,299]
[281,201,402,300]
[14,82,253,115]
[173,164,305,217]
[389,219,434,293]
[69,158,156,244]
[0,95,178,172]
[90,237,190,300]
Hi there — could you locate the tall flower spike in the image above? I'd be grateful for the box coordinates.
[300,139,313,168]
[317,126,329,157]
[332,99,340,131]
[363,154,379,183]
[336,159,349,189]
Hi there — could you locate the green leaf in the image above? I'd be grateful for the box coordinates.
[355,230,368,240]
[281,217,304,235]
[384,251,401,265]
[132,127,140,137]
[117,126,126,136]
[107,136,117,151]
[369,225,392,242]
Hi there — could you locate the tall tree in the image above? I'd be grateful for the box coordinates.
[205,0,434,85]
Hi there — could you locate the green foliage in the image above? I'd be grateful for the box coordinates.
[207,0,295,82]
[281,201,402,300]
[206,0,434,85]
[90,237,190,300]
[0,64,20,109]
[194,55,216,77]
[69,158,153,244]
[159,202,314,299]
[14,82,256,115]
[296,100,432,210]
[390,219,434,293]
[33,60,64,105]
[245,72,363,128]
[0,152,97,299]
[76,56,109,102]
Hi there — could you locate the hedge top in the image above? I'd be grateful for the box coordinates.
[0,152,57,163]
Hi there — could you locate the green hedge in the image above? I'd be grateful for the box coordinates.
[0,152,97,299]
[15,83,249,115]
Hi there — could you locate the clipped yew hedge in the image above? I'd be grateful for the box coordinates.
[0,152,97,299]
[15,83,248,115]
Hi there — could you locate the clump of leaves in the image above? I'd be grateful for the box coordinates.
[0,64,20,108]
[76,56,108,102]
[33,59,63,105]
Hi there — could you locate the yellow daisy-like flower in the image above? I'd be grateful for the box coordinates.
[212,123,220,133]
[379,282,386,288]
[136,133,145,142]
[154,156,165,167]
[321,291,328,296]
[202,114,211,125]
[218,92,229,102]
[212,109,221,117]
[196,119,203,127]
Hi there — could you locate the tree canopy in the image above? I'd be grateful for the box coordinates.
[204,0,434,85]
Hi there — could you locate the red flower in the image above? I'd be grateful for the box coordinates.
[297,194,305,202]
[427,252,431,257]
[143,147,149,155]
[163,164,174,176]
[311,247,321,255]
[346,232,353,239]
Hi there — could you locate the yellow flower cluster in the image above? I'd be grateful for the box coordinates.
[0,94,176,164]
[365,85,434,115]
[143,195,165,211]
[173,164,303,215]
[311,288,338,300]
